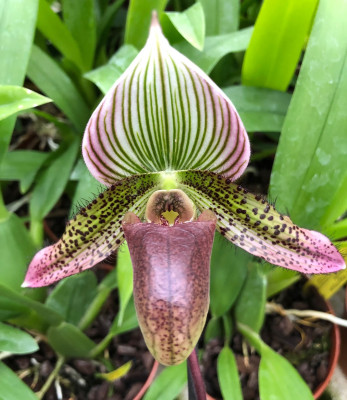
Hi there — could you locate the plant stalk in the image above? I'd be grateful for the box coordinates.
[187,348,206,400]
[36,355,65,399]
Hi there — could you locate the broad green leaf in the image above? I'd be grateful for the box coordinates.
[0,0,38,164]
[259,346,313,400]
[30,139,79,221]
[143,363,187,400]
[175,26,253,74]
[117,242,133,326]
[199,0,240,34]
[124,0,169,49]
[270,0,347,229]
[62,0,97,70]
[84,45,138,94]
[223,85,291,132]
[204,316,223,343]
[266,268,299,298]
[47,321,96,357]
[234,263,267,333]
[0,0,38,85]
[0,213,36,291]
[0,322,38,354]
[217,346,243,400]
[0,86,51,121]
[165,3,205,50]
[45,271,98,326]
[210,233,250,317]
[242,0,318,90]
[27,45,90,131]
[0,362,38,400]
[321,172,347,229]
[36,0,84,71]
[0,284,63,327]
[0,150,49,193]
[238,323,314,400]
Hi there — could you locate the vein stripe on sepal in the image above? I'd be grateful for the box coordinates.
[83,19,250,186]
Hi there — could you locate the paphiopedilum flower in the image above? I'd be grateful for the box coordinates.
[23,15,345,365]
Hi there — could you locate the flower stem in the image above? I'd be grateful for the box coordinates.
[187,348,206,400]
[133,359,159,400]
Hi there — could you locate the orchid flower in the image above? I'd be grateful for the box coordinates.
[23,15,345,366]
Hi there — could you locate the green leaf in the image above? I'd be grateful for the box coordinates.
[36,0,85,71]
[27,45,90,131]
[223,85,291,132]
[143,363,187,400]
[61,0,97,70]
[259,346,314,400]
[124,0,169,49]
[0,322,38,354]
[266,268,299,298]
[199,0,240,35]
[0,0,38,85]
[242,0,318,90]
[47,321,96,357]
[0,150,49,193]
[217,346,243,400]
[0,213,36,291]
[210,233,249,317]
[270,0,347,229]
[45,271,98,326]
[30,139,79,221]
[84,45,138,94]
[175,26,253,74]
[165,3,205,51]
[117,243,133,326]
[0,362,38,400]
[234,263,267,333]
[321,172,347,229]
[238,323,314,400]
[0,0,38,164]
[204,316,223,343]
[0,86,51,121]
[0,284,63,327]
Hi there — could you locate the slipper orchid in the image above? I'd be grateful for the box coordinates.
[23,15,345,365]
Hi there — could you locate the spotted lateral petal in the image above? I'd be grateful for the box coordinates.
[22,173,161,287]
[177,170,346,274]
[83,15,250,186]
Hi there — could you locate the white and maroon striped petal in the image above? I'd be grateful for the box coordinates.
[177,170,346,274]
[22,173,161,287]
[82,14,250,186]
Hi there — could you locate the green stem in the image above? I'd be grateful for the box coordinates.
[36,355,65,399]
[30,218,44,248]
[78,286,112,331]
[89,332,113,358]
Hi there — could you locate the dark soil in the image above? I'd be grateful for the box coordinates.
[202,280,333,399]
